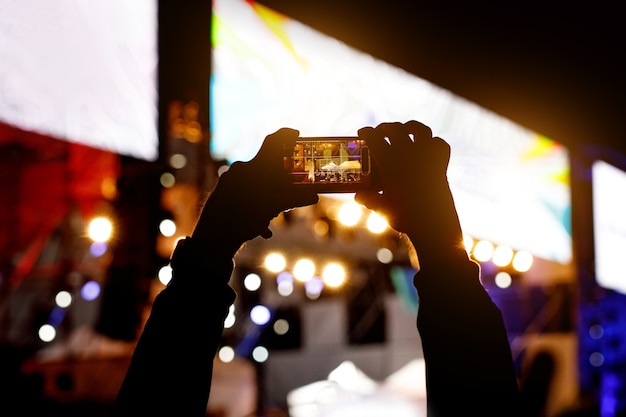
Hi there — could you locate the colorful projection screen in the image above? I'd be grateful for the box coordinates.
[592,160,626,295]
[210,0,572,264]
[0,0,158,161]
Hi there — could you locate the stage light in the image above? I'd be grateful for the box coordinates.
[159,219,176,237]
[88,217,112,242]
[512,250,533,272]
[472,240,494,262]
[366,211,388,233]
[252,346,269,363]
[294,258,315,282]
[493,245,514,267]
[494,272,512,289]
[337,201,362,226]
[158,264,173,285]
[244,273,262,291]
[376,248,393,264]
[38,324,56,343]
[322,263,345,288]
[55,291,72,308]
[264,252,286,273]
[218,346,235,363]
[273,319,290,335]
[250,305,271,326]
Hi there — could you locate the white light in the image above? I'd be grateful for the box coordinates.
[293,258,315,282]
[322,263,345,288]
[55,291,72,308]
[252,346,269,363]
[494,272,512,288]
[492,245,514,267]
[169,153,187,169]
[337,201,362,226]
[512,250,533,272]
[305,277,324,299]
[160,172,176,188]
[250,305,271,326]
[273,319,290,335]
[472,240,494,262]
[376,248,394,264]
[88,217,113,242]
[159,219,176,237]
[158,265,173,285]
[218,346,235,363]
[463,234,474,252]
[264,252,286,273]
[277,280,294,296]
[244,273,262,291]
[38,324,56,342]
[224,304,236,328]
[366,211,388,233]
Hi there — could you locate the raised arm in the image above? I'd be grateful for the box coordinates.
[355,121,521,416]
[111,128,318,416]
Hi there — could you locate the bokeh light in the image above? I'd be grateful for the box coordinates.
[250,305,271,326]
[55,291,72,308]
[158,264,173,285]
[89,241,108,257]
[512,250,533,272]
[88,217,113,242]
[337,201,362,226]
[376,248,394,264]
[224,304,236,328]
[492,245,514,267]
[366,211,388,233]
[244,273,262,291]
[494,272,512,288]
[322,263,346,288]
[81,280,101,301]
[218,346,235,363]
[273,319,290,335]
[38,324,56,342]
[293,258,315,282]
[159,219,177,237]
[305,277,324,299]
[264,252,286,273]
[473,240,494,262]
[252,346,269,363]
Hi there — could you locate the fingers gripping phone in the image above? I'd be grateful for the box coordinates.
[283,137,372,193]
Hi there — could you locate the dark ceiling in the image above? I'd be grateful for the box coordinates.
[256,1,625,161]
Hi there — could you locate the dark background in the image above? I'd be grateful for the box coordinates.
[254,1,625,160]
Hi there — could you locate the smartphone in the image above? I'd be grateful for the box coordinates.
[283,137,372,193]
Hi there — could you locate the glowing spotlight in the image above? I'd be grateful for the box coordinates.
[250,305,271,326]
[337,201,362,226]
[81,281,101,301]
[492,245,514,267]
[55,291,72,308]
[293,258,315,282]
[159,219,177,237]
[305,277,324,299]
[322,263,346,288]
[273,319,290,335]
[376,248,393,264]
[512,250,533,272]
[366,211,388,233]
[494,272,512,288]
[472,240,494,262]
[252,346,269,363]
[218,346,235,363]
[38,324,56,343]
[264,253,286,273]
[158,264,173,285]
[88,217,112,242]
[244,273,262,292]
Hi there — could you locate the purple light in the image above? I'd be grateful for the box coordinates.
[89,241,108,257]
[81,281,101,301]
[276,271,294,285]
